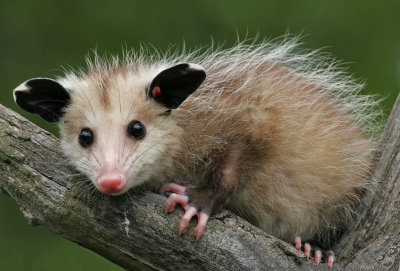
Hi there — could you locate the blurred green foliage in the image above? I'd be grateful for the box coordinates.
[0,0,399,270]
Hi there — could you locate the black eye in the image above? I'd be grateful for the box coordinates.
[128,120,146,139]
[79,128,94,147]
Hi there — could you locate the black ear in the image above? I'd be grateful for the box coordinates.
[13,78,71,122]
[148,63,206,109]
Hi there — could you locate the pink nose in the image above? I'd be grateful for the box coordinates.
[99,178,125,194]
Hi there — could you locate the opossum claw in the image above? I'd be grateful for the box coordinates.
[327,254,335,269]
[194,211,210,240]
[161,183,189,213]
[314,249,322,265]
[304,243,312,259]
[161,183,210,239]
[165,193,188,213]
[294,236,302,250]
[294,236,335,268]
[179,206,197,235]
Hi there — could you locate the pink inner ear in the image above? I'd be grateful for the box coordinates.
[152,85,162,97]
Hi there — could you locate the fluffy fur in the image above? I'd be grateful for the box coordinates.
[57,37,380,247]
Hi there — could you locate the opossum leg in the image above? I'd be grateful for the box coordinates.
[294,236,335,268]
[160,183,211,240]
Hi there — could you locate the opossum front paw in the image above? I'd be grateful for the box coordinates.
[294,236,335,269]
[160,183,210,240]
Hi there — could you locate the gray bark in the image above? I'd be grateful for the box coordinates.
[1,95,399,270]
[333,94,400,270]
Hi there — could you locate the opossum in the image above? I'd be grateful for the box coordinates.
[13,38,380,268]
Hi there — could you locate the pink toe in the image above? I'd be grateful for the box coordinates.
[179,206,197,235]
[160,183,186,195]
[194,212,210,240]
[304,243,311,259]
[327,254,335,269]
[165,193,189,213]
[314,250,322,265]
[294,236,302,250]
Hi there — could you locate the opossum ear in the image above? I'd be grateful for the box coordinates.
[148,63,206,109]
[13,78,70,122]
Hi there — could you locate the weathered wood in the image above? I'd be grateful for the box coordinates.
[334,94,400,270]
[0,103,342,271]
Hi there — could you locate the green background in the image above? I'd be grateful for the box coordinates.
[1,0,399,270]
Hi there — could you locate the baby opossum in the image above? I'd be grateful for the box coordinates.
[13,39,380,268]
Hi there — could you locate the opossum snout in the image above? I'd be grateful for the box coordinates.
[96,170,127,195]
[99,178,125,194]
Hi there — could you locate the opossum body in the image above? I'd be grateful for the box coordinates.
[13,39,378,266]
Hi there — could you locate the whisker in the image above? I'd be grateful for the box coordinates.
[118,85,122,164]
[122,124,159,165]
[79,89,96,120]
[60,140,97,170]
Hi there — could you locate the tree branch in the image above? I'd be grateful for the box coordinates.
[1,96,399,270]
[334,94,400,270]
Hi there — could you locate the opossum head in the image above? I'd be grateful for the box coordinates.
[13,63,206,195]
